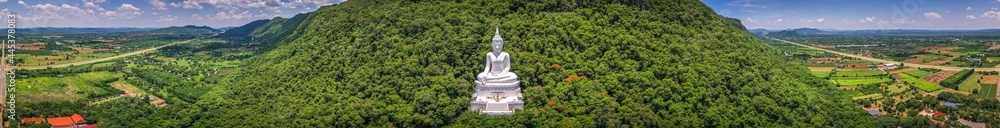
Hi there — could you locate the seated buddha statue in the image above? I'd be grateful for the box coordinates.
[476,27,519,87]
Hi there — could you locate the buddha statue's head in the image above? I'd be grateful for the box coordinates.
[492,27,503,53]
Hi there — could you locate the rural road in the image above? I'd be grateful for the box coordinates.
[767,37,998,71]
[9,38,198,70]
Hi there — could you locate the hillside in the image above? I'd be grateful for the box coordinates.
[218,19,271,38]
[190,0,872,127]
[215,12,312,50]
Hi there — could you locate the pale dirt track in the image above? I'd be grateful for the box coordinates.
[8,39,197,70]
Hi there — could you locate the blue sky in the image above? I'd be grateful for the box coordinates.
[0,0,345,28]
[703,0,1000,30]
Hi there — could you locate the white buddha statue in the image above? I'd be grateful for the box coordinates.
[476,28,519,86]
[470,27,524,115]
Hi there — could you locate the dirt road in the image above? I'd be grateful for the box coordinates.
[767,37,996,71]
[9,39,197,70]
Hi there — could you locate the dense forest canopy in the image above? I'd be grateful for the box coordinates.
[189,0,872,127]
[216,12,313,50]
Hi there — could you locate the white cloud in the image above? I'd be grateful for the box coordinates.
[966,15,978,20]
[210,10,252,20]
[191,14,205,20]
[166,0,342,11]
[745,17,758,23]
[100,4,142,19]
[0,0,7,3]
[156,15,178,22]
[150,0,168,10]
[982,11,1000,21]
[82,0,107,3]
[775,19,783,23]
[23,4,97,21]
[924,12,943,20]
[816,18,825,23]
[879,19,917,24]
[152,12,159,15]
[967,7,973,11]
[118,4,140,12]
[858,16,876,23]
[171,1,204,9]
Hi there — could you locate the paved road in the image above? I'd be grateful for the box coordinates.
[767,37,997,71]
[8,39,198,70]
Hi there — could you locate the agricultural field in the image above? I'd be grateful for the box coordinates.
[958,74,984,92]
[898,73,943,92]
[812,71,831,77]
[976,84,997,99]
[833,69,887,77]
[17,72,122,103]
[904,70,935,78]
[829,78,892,86]
[12,33,189,67]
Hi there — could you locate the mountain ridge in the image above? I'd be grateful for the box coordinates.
[189,0,872,127]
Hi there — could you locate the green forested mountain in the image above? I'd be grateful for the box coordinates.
[215,12,312,50]
[190,0,872,127]
[218,19,272,38]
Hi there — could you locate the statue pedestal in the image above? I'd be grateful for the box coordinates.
[469,27,524,115]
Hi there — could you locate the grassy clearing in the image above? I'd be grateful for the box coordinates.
[978,83,997,99]
[812,71,831,77]
[958,74,983,92]
[898,73,943,92]
[852,94,883,100]
[18,72,120,103]
[832,69,886,77]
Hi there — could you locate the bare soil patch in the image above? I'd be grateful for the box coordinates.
[980,75,999,84]
[922,71,957,84]
[889,68,918,75]
[16,43,46,50]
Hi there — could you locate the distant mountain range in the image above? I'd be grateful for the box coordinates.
[754,28,1000,36]
[20,27,159,34]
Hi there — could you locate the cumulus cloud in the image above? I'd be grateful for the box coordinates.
[167,0,342,10]
[150,0,168,10]
[924,12,943,20]
[171,1,203,9]
[0,0,7,3]
[816,18,824,23]
[17,1,26,6]
[191,14,205,20]
[966,15,977,20]
[982,11,1000,21]
[210,10,252,20]
[22,3,97,21]
[100,4,142,19]
[82,0,107,3]
[858,16,876,23]
[879,19,917,25]
[156,15,178,22]
[745,17,757,23]
[967,7,973,11]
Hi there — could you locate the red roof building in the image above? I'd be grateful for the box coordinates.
[45,113,88,128]
[71,113,87,124]
[47,116,75,128]
[934,111,944,117]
